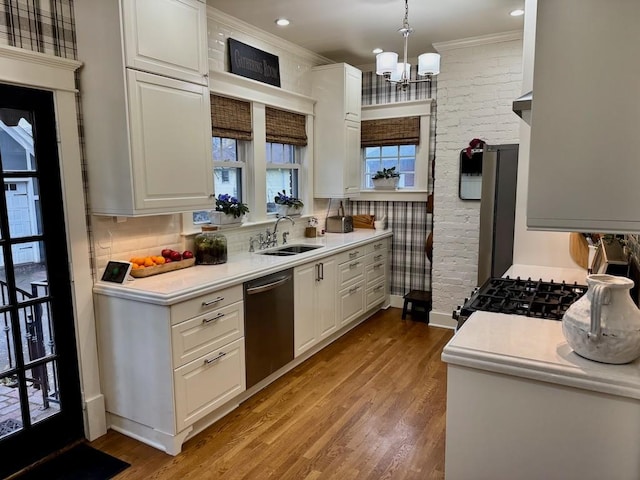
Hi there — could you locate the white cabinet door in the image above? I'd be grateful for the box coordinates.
[122,0,208,84]
[527,0,640,232]
[294,263,317,356]
[127,70,213,213]
[345,121,362,194]
[317,258,338,340]
[338,281,365,326]
[294,258,338,356]
[345,65,362,122]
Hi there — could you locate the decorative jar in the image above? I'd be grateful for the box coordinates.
[194,226,227,265]
[562,274,640,364]
[209,211,244,225]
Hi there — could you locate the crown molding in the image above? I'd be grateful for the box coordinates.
[434,30,523,52]
[207,6,333,66]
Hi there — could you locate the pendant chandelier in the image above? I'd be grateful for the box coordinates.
[375,0,440,90]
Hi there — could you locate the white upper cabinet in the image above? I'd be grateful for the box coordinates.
[121,0,208,85]
[312,63,363,198]
[527,0,640,233]
[75,0,213,216]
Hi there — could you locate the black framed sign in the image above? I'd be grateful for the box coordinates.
[228,38,281,87]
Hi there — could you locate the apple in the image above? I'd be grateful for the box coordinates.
[164,258,172,263]
[182,250,194,259]
[169,251,182,261]
[161,248,173,259]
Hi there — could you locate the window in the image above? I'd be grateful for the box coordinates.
[364,145,416,189]
[192,136,246,225]
[360,100,432,197]
[266,142,299,213]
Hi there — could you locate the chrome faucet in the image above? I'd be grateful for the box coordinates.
[273,215,295,247]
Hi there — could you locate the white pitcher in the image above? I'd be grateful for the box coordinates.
[562,274,640,364]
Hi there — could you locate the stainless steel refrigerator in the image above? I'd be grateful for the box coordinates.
[477,144,519,285]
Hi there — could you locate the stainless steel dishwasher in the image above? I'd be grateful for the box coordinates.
[244,269,294,388]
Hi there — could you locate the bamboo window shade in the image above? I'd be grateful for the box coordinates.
[211,94,252,141]
[265,106,308,146]
[361,116,420,147]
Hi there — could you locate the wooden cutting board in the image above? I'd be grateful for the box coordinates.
[352,214,375,229]
[569,232,589,269]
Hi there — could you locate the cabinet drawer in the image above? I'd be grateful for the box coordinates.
[336,246,365,265]
[171,285,243,325]
[174,337,245,431]
[338,281,365,326]
[172,301,244,368]
[366,279,386,310]
[338,258,365,288]
[365,260,385,284]
[365,239,388,255]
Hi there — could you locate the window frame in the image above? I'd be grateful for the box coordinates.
[265,142,301,215]
[359,99,432,202]
[182,71,314,234]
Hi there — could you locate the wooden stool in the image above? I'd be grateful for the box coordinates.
[402,290,432,323]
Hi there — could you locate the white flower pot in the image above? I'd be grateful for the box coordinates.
[275,205,301,217]
[209,211,244,225]
[372,177,399,190]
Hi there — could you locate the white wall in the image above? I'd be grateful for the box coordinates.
[430,32,524,328]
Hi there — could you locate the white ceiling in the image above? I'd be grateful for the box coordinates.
[207,0,525,66]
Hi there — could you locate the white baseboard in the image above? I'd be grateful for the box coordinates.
[430,311,456,329]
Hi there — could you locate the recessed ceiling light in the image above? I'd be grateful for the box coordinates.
[510,9,525,16]
[275,18,290,26]
[373,48,383,54]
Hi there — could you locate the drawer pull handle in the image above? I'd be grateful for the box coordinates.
[374,263,384,269]
[349,286,360,294]
[204,352,226,365]
[374,254,384,261]
[374,243,382,250]
[349,251,360,258]
[374,285,384,292]
[202,313,225,324]
[349,261,360,269]
[202,296,224,307]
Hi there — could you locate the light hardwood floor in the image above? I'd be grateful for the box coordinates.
[92,307,454,480]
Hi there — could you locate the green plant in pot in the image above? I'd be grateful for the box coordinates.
[274,190,304,216]
[372,166,400,189]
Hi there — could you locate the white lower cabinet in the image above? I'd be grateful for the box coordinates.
[294,256,337,356]
[338,281,365,326]
[95,284,245,455]
[364,239,388,310]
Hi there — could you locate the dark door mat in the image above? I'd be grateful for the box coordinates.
[15,443,130,480]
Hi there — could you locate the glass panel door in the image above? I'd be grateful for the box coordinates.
[0,84,83,478]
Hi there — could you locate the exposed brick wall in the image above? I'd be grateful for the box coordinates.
[431,35,523,325]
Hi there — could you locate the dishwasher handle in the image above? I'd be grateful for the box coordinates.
[245,274,292,295]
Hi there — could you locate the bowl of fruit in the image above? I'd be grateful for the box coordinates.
[129,249,195,278]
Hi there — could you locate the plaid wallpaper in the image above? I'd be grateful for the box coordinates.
[356,71,436,296]
[0,0,76,59]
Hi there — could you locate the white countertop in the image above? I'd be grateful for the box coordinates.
[93,229,392,305]
[443,311,640,400]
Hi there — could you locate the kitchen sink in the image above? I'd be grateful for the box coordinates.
[257,244,323,256]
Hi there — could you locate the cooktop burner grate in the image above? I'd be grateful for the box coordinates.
[460,276,588,324]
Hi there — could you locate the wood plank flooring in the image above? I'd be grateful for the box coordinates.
[91,307,454,480]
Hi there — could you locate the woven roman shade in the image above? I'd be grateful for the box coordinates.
[361,116,420,147]
[211,94,252,141]
[265,106,307,146]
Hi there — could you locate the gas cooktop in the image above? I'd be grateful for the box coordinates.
[454,277,588,329]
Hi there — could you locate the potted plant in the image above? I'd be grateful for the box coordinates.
[372,166,400,190]
[209,194,249,225]
[274,190,304,216]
